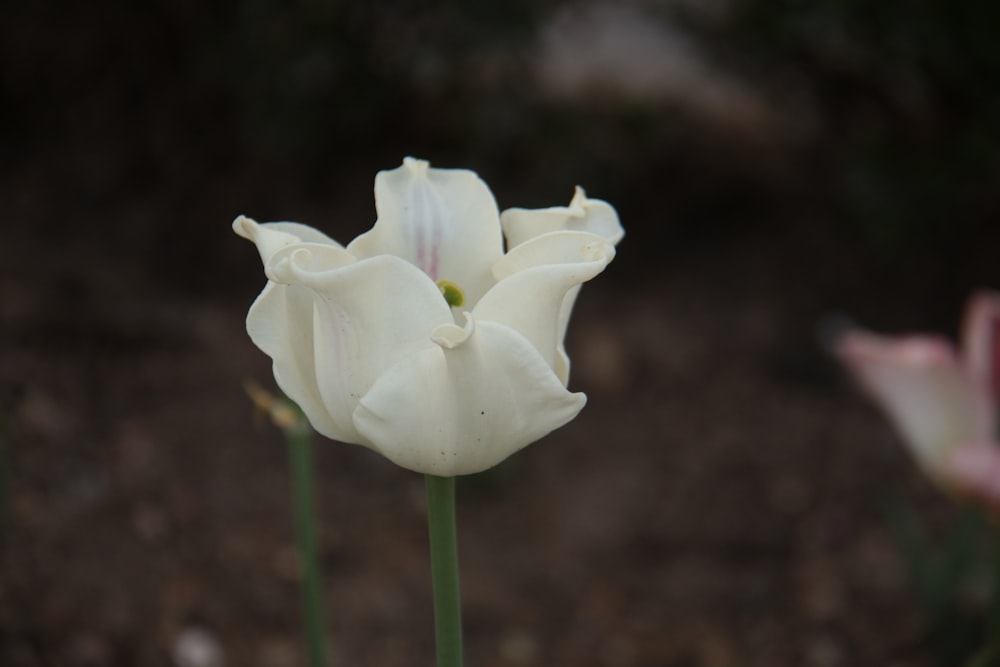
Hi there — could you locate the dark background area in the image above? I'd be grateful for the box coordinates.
[3,1,1000,665]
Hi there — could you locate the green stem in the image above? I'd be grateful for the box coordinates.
[288,421,327,667]
[425,475,463,667]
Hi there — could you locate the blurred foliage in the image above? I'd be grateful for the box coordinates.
[704,0,1000,253]
[884,498,1000,667]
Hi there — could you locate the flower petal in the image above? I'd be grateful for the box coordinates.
[246,282,346,439]
[353,316,587,476]
[500,186,625,250]
[961,289,1000,397]
[233,216,344,266]
[477,231,615,385]
[262,244,453,444]
[347,157,504,306]
[836,329,996,480]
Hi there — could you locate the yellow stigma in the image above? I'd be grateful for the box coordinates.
[436,279,465,308]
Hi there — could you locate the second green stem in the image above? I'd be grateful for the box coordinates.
[289,420,327,667]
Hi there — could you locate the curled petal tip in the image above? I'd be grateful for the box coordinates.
[432,313,475,349]
[402,156,430,174]
[232,215,259,239]
[264,247,312,285]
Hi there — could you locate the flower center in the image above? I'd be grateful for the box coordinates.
[436,279,465,308]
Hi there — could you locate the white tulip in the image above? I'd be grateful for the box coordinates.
[235,158,622,475]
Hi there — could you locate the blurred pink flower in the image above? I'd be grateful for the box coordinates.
[836,291,1000,509]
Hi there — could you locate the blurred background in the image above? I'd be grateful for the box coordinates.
[3,0,1000,665]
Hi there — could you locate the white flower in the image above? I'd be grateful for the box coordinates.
[835,291,1000,507]
[235,157,622,476]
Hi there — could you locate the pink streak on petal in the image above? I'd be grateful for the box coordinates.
[415,232,427,277]
[405,164,441,280]
[428,223,441,282]
[316,297,349,386]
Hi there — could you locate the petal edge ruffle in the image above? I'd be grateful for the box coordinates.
[479,231,615,384]
[500,186,624,250]
[263,247,454,445]
[353,319,586,475]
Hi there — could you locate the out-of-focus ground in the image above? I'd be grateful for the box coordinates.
[3,1,1000,665]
